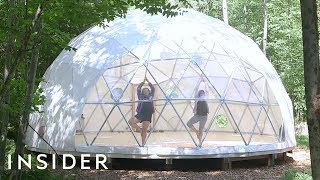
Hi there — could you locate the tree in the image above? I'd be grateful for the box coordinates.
[0,1,189,179]
[10,3,44,179]
[262,0,268,55]
[0,0,14,178]
[222,0,229,24]
[300,0,320,179]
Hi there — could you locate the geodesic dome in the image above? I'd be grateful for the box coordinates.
[26,9,295,158]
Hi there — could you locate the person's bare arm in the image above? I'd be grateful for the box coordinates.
[193,100,198,114]
[146,78,155,97]
[194,78,202,98]
[137,81,144,99]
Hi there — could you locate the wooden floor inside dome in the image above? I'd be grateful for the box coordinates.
[75,131,278,148]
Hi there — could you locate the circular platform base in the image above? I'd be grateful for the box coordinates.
[69,131,293,159]
[27,131,293,160]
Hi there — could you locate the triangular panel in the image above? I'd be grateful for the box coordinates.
[82,104,114,145]
[249,106,279,144]
[146,100,197,147]
[203,103,246,147]
[233,105,261,145]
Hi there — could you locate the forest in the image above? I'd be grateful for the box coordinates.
[0,0,318,179]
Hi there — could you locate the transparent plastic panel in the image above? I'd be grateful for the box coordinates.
[251,76,265,103]
[207,76,228,98]
[208,104,236,133]
[203,61,229,77]
[171,102,192,131]
[203,103,246,147]
[86,76,111,103]
[192,52,213,65]
[263,83,278,105]
[191,55,211,74]
[105,104,132,131]
[218,61,236,77]
[175,77,200,98]
[152,100,170,130]
[209,43,232,61]
[170,59,191,79]
[231,104,261,144]
[92,104,140,146]
[245,67,264,83]
[179,101,198,130]
[199,40,215,55]
[101,77,133,102]
[156,80,182,99]
[225,103,249,133]
[146,41,189,61]
[156,40,183,59]
[180,64,202,79]
[109,53,140,68]
[81,104,113,144]
[248,105,278,145]
[153,101,189,131]
[232,66,249,81]
[178,37,204,55]
[146,100,197,147]
[269,106,283,130]
[224,80,244,101]
[220,44,239,59]
[234,79,254,102]
[146,60,175,83]
[213,53,234,65]
[262,106,282,137]
[104,61,141,85]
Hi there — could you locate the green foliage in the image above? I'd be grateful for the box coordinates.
[296,134,309,148]
[22,169,73,180]
[216,114,228,128]
[2,169,73,180]
[195,0,305,123]
[32,87,46,113]
[281,168,312,180]
[3,77,45,140]
[266,1,304,122]
[4,139,15,170]
[2,149,73,180]
[8,78,26,116]
[0,0,188,145]
[192,0,223,19]
[165,87,179,98]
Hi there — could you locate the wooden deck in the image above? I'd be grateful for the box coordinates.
[75,131,278,148]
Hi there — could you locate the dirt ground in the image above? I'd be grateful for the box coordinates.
[52,147,310,180]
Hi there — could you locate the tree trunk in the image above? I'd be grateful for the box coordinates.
[10,4,44,180]
[243,0,247,31]
[262,0,268,55]
[0,46,11,180]
[0,101,9,180]
[0,0,14,179]
[300,0,320,179]
[0,2,44,104]
[222,0,229,25]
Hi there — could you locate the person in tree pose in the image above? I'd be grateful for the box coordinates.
[129,78,155,146]
[187,77,209,146]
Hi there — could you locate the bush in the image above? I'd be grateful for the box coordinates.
[281,168,312,180]
[2,169,73,180]
[295,134,309,148]
[2,140,72,180]
[4,139,16,170]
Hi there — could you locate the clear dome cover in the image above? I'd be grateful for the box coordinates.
[26,9,295,157]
